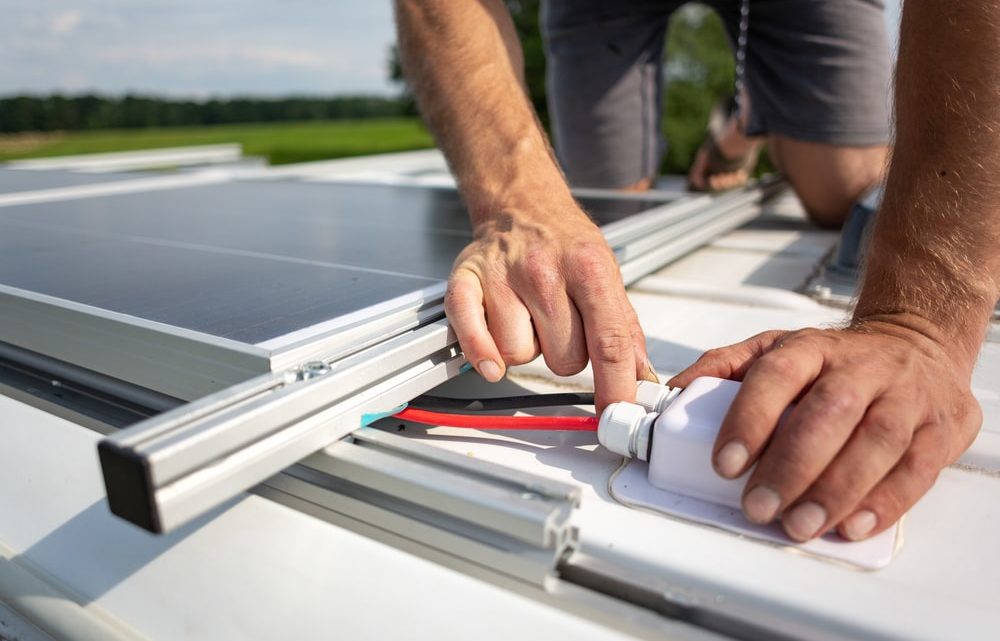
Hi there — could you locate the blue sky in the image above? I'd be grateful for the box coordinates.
[0,1,399,97]
[0,1,901,98]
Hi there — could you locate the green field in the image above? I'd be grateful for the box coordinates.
[0,118,435,165]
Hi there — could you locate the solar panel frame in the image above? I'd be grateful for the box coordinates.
[0,168,148,194]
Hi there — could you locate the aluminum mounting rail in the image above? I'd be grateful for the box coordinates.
[5,144,243,173]
[618,181,783,285]
[259,429,580,586]
[99,319,464,532]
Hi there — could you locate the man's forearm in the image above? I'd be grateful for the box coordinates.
[856,0,1000,368]
[394,0,573,222]
[394,1,653,405]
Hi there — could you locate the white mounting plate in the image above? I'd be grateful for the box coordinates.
[611,458,900,571]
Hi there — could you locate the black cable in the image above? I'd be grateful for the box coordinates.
[409,392,595,412]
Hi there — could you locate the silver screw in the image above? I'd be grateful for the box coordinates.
[298,361,331,381]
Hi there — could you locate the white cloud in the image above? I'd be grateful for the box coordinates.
[96,45,328,70]
[51,10,83,35]
[0,2,398,96]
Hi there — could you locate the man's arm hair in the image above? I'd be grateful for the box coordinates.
[393,1,651,408]
[394,0,572,222]
[856,0,1000,366]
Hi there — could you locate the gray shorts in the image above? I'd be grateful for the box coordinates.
[543,0,893,188]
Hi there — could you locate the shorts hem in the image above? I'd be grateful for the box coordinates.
[747,120,891,147]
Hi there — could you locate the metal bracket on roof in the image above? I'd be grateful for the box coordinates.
[259,429,580,586]
[98,319,464,533]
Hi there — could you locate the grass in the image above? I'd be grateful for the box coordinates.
[0,118,436,165]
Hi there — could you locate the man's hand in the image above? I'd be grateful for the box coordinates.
[669,317,982,542]
[395,1,650,409]
[447,198,651,412]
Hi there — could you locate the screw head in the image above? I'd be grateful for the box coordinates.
[298,361,331,381]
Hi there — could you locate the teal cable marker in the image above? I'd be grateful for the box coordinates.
[360,403,408,427]
[359,361,469,427]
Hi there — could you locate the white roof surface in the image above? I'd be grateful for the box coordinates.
[1,154,997,641]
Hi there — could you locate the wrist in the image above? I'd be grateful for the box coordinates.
[851,307,988,376]
[465,171,586,231]
[855,200,997,371]
[458,131,579,227]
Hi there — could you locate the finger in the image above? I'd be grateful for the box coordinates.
[714,342,825,522]
[528,297,587,376]
[836,424,950,541]
[708,168,748,192]
[566,248,636,412]
[528,290,587,376]
[484,285,538,367]
[668,330,787,388]
[445,269,506,382]
[785,396,918,541]
[515,260,587,375]
[688,148,708,190]
[742,373,879,538]
[621,291,656,382]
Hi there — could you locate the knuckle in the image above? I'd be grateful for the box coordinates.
[519,259,563,318]
[950,391,983,428]
[753,329,787,344]
[700,347,728,363]
[900,453,941,488]
[809,380,861,417]
[955,398,984,455]
[755,352,799,381]
[569,243,615,286]
[591,328,632,364]
[521,252,561,293]
[860,415,913,453]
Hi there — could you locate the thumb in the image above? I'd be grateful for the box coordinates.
[667,330,787,388]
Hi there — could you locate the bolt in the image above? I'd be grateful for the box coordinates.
[298,360,331,381]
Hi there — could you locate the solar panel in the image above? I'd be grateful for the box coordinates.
[0,180,674,397]
[0,168,144,194]
[0,181,668,344]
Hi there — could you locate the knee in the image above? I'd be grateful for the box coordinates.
[781,145,888,230]
[799,174,882,229]
[801,194,862,230]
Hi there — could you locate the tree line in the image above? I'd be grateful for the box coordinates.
[0,94,413,134]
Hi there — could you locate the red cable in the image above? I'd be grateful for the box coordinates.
[393,407,599,431]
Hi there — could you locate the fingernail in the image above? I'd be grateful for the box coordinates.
[642,361,660,384]
[783,501,827,541]
[843,510,877,541]
[715,441,749,478]
[477,359,503,382]
[743,485,781,523]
